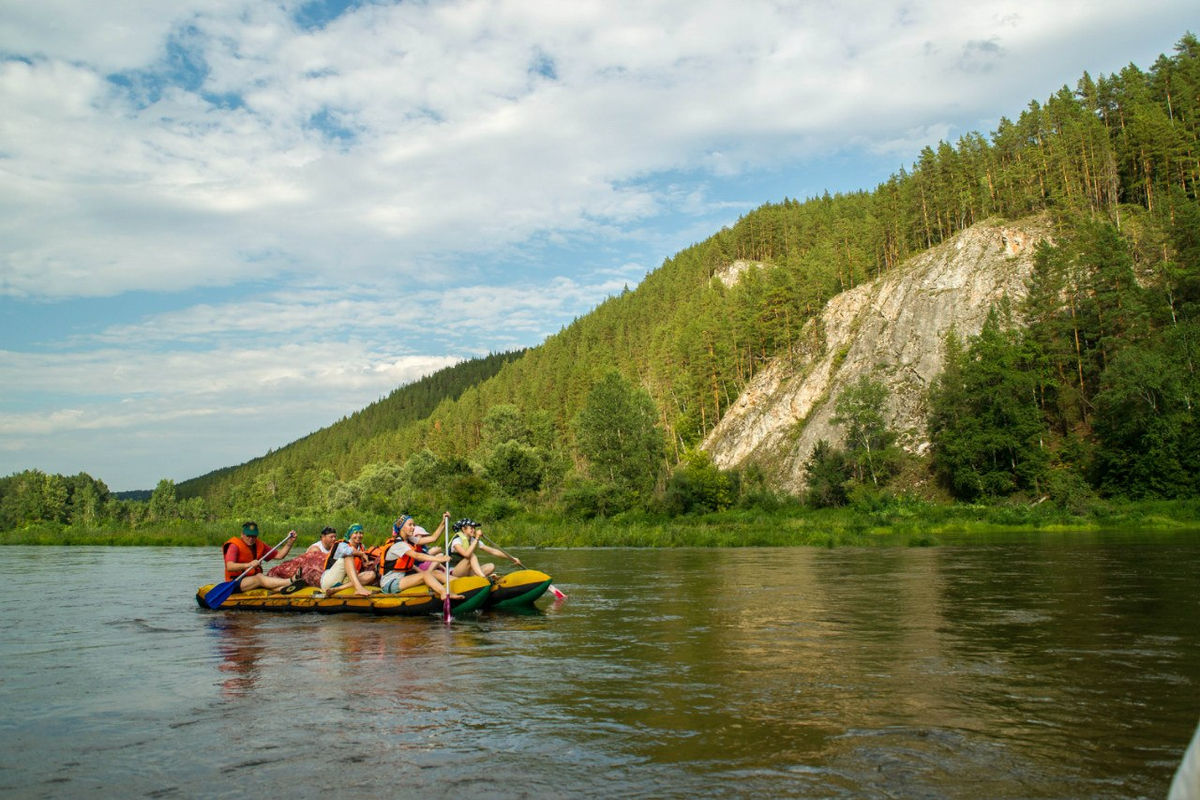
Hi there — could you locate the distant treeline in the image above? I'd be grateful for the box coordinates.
[176,348,525,497]
[3,34,1200,537]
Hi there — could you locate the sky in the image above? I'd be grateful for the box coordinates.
[0,1,1195,491]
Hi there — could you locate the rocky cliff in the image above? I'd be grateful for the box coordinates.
[702,216,1053,493]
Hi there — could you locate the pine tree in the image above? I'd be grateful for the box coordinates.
[928,309,1050,499]
[574,371,665,505]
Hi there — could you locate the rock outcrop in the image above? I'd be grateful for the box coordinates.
[702,216,1053,494]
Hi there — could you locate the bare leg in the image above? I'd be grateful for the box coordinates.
[472,556,495,579]
[239,573,293,592]
[420,569,463,600]
[451,555,494,579]
[386,572,431,593]
[327,571,377,596]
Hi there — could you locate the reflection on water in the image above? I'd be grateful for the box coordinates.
[0,537,1197,799]
[210,616,267,699]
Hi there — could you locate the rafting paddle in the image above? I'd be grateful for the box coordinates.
[442,512,453,624]
[202,532,295,609]
[481,533,566,600]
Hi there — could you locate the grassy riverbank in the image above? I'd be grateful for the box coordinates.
[4,497,1200,547]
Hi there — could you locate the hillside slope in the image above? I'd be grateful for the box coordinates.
[169,34,1200,513]
[703,216,1053,493]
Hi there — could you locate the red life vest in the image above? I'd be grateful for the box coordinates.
[223,536,270,581]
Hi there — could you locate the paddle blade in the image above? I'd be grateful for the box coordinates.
[548,584,567,600]
[202,579,238,609]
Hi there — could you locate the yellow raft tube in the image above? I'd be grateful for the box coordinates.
[195,574,492,616]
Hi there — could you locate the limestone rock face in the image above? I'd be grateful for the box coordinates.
[702,216,1053,493]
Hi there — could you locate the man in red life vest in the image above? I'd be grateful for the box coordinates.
[223,521,298,592]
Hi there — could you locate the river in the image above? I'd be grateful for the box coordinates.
[1,532,1197,798]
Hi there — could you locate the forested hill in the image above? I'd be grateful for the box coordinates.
[176,349,524,500]
[172,33,1200,517]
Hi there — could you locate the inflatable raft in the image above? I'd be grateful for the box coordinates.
[485,568,554,608]
[195,569,555,616]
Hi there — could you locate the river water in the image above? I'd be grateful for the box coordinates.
[1,533,1198,799]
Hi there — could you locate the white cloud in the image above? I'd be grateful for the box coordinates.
[0,340,461,486]
[0,2,216,72]
[3,0,1190,299]
[0,342,454,402]
[77,272,622,347]
[0,0,1195,488]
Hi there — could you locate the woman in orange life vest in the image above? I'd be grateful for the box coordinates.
[319,524,377,597]
[378,513,460,600]
[222,521,299,592]
[361,518,407,581]
[357,515,427,586]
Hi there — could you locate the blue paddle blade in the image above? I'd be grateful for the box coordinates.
[202,579,238,609]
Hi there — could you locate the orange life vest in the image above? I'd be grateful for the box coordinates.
[380,537,417,573]
[364,540,391,572]
[223,536,270,581]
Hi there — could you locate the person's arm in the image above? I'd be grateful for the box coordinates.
[455,535,481,558]
[270,531,298,560]
[477,541,503,558]
[478,540,522,566]
[239,534,297,569]
[224,539,293,573]
[223,544,252,574]
[360,547,380,572]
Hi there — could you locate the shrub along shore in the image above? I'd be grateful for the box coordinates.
[5,498,1199,548]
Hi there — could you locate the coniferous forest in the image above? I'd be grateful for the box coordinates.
[5,35,1200,543]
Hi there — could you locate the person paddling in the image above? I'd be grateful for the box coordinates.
[222,521,300,593]
[363,517,412,578]
[379,514,460,600]
[320,524,377,597]
[448,519,521,581]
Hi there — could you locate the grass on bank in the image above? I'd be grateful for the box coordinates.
[4,497,1200,547]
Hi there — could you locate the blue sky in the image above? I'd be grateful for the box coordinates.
[0,0,1195,491]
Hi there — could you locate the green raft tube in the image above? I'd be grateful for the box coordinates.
[484,568,554,609]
